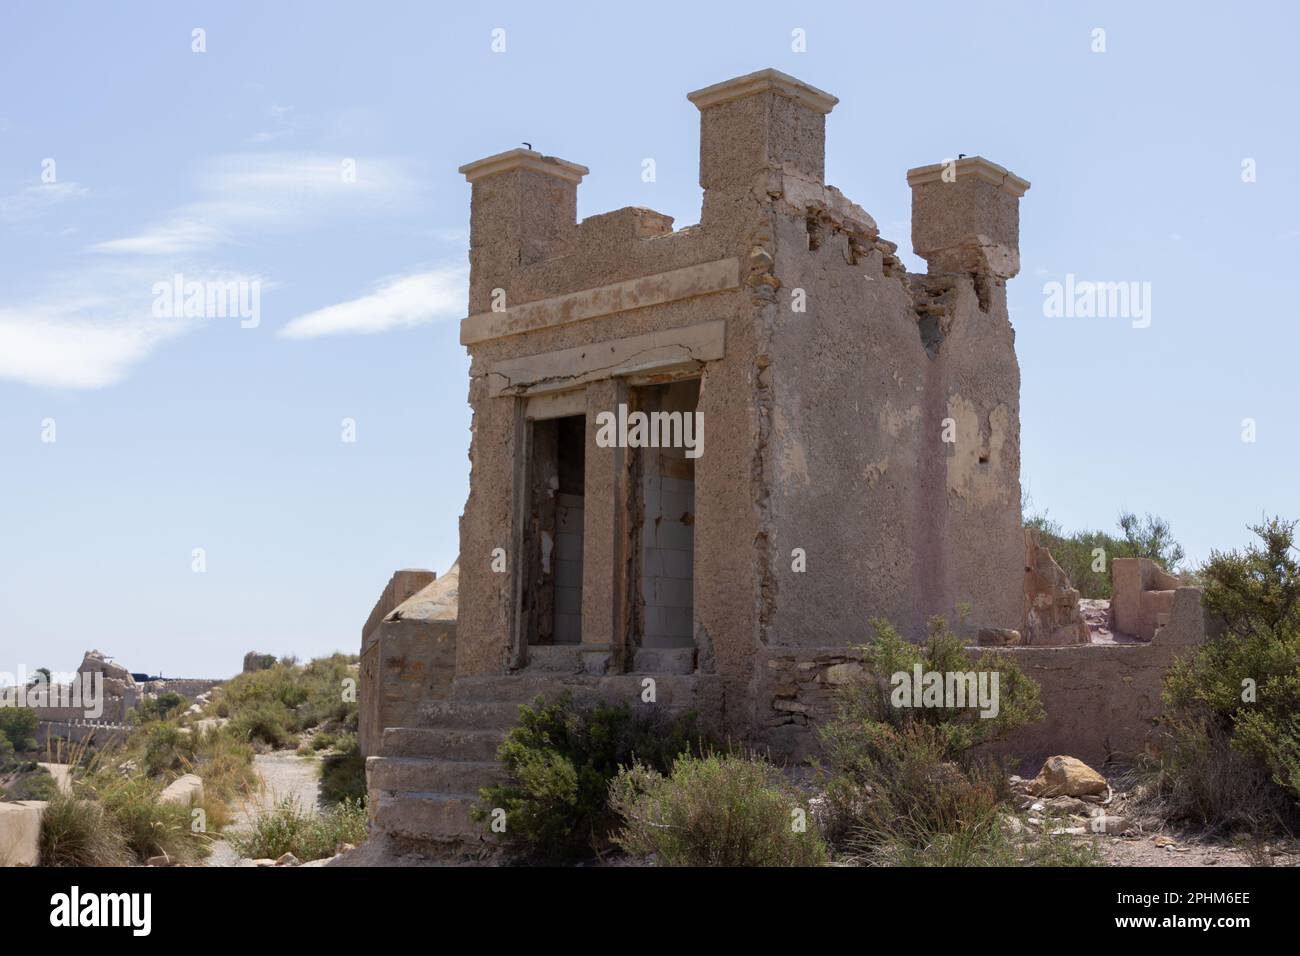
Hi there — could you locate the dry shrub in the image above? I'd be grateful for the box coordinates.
[610,752,827,867]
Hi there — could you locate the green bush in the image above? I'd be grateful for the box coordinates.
[212,653,358,749]
[231,797,366,862]
[0,708,39,752]
[39,793,133,867]
[230,702,294,749]
[474,693,706,861]
[140,722,194,777]
[94,776,199,863]
[131,692,188,725]
[820,617,1043,761]
[610,752,827,866]
[319,733,366,805]
[1154,517,1300,832]
[817,618,1045,859]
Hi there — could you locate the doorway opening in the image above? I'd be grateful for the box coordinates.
[521,414,585,645]
[630,379,698,650]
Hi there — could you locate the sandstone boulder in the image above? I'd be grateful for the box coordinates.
[1027,755,1108,798]
[159,773,204,807]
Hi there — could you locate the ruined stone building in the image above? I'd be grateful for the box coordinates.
[358,69,1210,851]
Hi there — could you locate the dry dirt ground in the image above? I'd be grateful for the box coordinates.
[1095,833,1299,867]
[1017,771,1300,868]
[206,751,322,867]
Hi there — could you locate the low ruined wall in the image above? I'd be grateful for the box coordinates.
[980,587,1209,772]
[751,587,1210,771]
[359,565,458,758]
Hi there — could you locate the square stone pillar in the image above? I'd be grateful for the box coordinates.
[687,68,838,190]
[580,380,630,674]
[688,68,837,230]
[458,148,588,312]
[907,156,1030,278]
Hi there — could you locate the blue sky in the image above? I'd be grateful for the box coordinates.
[1,1,1296,678]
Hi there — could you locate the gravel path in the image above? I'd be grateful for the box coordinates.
[206,751,322,867]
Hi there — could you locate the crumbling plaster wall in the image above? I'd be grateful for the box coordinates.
[764,180,928,640]
[762,180,1023,644]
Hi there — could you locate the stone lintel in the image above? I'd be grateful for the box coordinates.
[458,148,589,185]
[687,68,838,114]
[460,257,739,346]
[486,320,726,398]
[906,156,1031,197]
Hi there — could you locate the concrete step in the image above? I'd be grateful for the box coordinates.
[631,647,696,675]
[451,674,592,703]
[451,673,715,712]
[380,726,503,761]
[523,644,583,673]
[367,756,507,794]
[417,699,526,730]
[371,791,484,844]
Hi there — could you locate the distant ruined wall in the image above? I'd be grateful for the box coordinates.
[1111,557,1182,640]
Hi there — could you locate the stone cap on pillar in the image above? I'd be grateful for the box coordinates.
[686,68,838,114]
[906,156,1029,196]
[907,156,1031,279]
[459,148,588,274]
[459,148,589,184]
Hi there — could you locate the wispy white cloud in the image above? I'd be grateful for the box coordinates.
[279,267,467,340]
[0,182,89,222]
[91,220,224,256]
[0,263,262,389]
[91,153,425,256]
[0,306,183,390]
[2,151,437,388]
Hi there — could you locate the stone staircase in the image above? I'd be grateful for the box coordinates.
[366,664,716,854]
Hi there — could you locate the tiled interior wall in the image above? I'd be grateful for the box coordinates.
[553,491,584,644]
[638,380,697,649]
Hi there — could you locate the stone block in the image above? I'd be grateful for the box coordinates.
[0,801,46,867]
